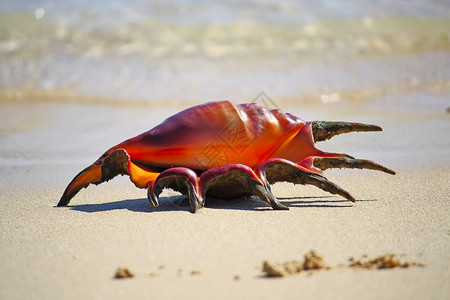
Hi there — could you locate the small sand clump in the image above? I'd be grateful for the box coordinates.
[303,250,329,270]
[263,251,424,277]
[190,270,202,276]
[114,267,135,279]
[348,254,424,269]
[263,250,329,277]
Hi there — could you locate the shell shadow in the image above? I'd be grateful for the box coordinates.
[65,194,371,213]
[278,196,377,208]
[66,195,267,213]
[66,198,153,213]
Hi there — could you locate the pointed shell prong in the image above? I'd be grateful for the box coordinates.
[262,159,356,203]
[311,121,383,142]
[313,156,396,175]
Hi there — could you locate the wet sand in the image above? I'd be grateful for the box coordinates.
[0,100,449,299]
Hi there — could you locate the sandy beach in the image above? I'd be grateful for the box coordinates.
[0,99,448,300]
[1,1,449,299]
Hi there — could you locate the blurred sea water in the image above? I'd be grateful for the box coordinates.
[0,0,449,106]
[0,0,449,186]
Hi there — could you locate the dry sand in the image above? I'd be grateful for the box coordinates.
[0,101,449,300]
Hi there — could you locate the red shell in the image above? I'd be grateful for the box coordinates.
[114,101,326,171]
[58,100,394,211]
